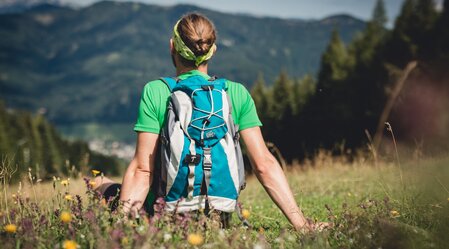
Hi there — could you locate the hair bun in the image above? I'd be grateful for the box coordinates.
[195,38,211,54]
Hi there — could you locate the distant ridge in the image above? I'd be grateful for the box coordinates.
[0,0,66,13]
[0,1,365,124]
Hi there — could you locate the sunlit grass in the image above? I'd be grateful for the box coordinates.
[1,155,448,248]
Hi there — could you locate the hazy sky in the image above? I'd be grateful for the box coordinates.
[45,0,440,28]
[59,0,410,26]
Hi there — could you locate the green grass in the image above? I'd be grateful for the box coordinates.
[1,155,448,248]
[242,156,449,247]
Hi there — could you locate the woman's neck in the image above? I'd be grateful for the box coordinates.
[176,64,208,76]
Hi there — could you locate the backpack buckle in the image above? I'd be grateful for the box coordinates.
[184,154,200,165]
[233,132,240,142]
[208,76,218,81]
[160,135,169,145]
[203,148,212,170]
[201,85,214,91]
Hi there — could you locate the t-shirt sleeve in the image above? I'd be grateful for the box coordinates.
[134,83,162,134]
[233,83,263,130]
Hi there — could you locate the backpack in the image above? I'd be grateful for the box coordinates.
[151,74,246,214]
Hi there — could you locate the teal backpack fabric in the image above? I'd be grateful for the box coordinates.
[152,75,246,213]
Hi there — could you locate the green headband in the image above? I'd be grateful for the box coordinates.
[173,19,216,67]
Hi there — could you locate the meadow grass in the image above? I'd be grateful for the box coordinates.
[1,154,448,248]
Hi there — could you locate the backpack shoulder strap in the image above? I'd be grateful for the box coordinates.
[208,76,227,89]
[159,77,178,92]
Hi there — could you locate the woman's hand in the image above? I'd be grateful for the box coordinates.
[295,219,333,233]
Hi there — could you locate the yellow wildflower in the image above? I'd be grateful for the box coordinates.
[89,181,96,187]
[390,210,400,218]
[63,240,78,249]
[100,198,107,206]
[4,224,17,233]
[187,233,204,246]
[64,195,73,201]
[61,179,69,186]
[242,209,250,219]
[91,170,101,176]
[143,215,150,224]
[60,211,72,223]
[121,237,129,246]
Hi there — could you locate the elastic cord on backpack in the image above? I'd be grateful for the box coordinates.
[201,86,215,142]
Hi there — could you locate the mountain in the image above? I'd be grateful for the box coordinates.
[0,0,64,14]
[0,1,365,124]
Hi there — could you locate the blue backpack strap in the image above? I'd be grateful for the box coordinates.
[160,77,178,92]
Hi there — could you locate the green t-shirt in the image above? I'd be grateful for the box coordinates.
[134,70,262,133]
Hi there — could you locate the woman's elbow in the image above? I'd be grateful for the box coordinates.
[252,154,278,176]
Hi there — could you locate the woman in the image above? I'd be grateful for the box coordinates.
[100,13,322,232]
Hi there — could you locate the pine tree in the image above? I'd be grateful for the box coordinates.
[413,0,438,58]
[0,102,11,156]
[436,0,449,58]
[389,0,438,63]
[372,0,388,28]
[292,74,316,115]
[415,0,438,29]
[317,30,350,89]
[270,70,294,122]
[250,73,269,122]
[394,0,416,32]
[388,0,417,66]
[305,30,359,148]
[31,115,45,174]
[13,111,34,169]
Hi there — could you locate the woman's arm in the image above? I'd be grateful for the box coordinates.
[120,132,159,214]
[240,126,312,231]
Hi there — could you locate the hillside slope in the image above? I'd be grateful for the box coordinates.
[0,101,123,180]
[0,1,365,123]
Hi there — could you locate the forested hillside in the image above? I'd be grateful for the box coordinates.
[0,1,364,124]
[250,0,449,160]
[0,101,123,182]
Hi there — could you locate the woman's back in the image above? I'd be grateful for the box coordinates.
[134,70,261,135]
